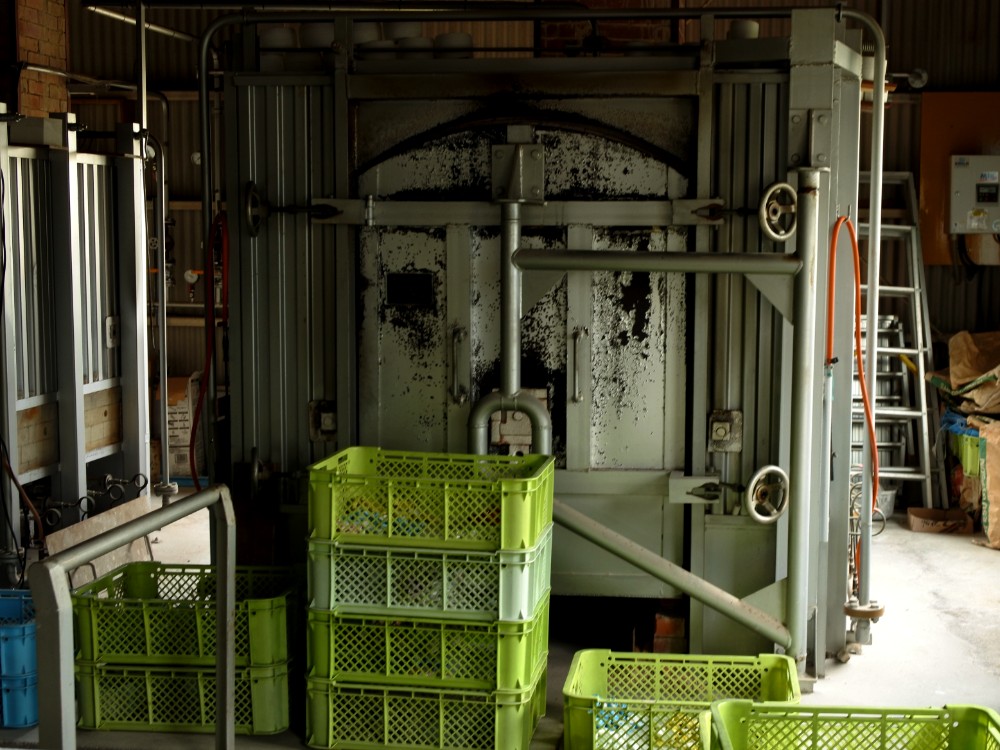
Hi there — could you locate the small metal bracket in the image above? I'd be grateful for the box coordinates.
[673,198,725,225]
[308,400,337,442]
[104,316,121,348]
[668,471,723,504]
[708,410,743,452]
[492,144,545,203]
[808,109,834,168]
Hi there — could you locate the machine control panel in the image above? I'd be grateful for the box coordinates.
[950,155,1000,234]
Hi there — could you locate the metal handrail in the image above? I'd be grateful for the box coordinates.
[29,485,237,750]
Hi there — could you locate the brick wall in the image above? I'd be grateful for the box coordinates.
[539,0,675,56]
[15,0,69,116]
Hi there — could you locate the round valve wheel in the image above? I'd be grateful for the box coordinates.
[744,464,790,524]
[759,182,798,242]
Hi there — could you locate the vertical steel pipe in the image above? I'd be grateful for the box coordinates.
[842,8,887,624]
[500,201,522,398]
[148,135,172,490]
[788,168,823,670]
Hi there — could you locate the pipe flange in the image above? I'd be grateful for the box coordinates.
[744,464,789,524]
[844,600,885,621]
[759,182,797,242]
[154,482,180,498]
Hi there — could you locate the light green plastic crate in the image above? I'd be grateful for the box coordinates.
[76,661,289,735]
[307,592,549,690]
[305,662,547,749]
[563,651,799,750]
[308,447,554,551]
[308,524,552,621]
[72,562,294,666]
[702,701,1000,750]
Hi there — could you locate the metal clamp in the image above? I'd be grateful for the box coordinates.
[759,182,798,241]
[744,464,790,524]
[450,327,468,405]
[571,327,589,403]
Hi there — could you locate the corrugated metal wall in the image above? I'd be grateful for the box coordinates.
[63,1,1000,379]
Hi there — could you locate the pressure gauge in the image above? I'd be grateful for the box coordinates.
[183,269,200,285]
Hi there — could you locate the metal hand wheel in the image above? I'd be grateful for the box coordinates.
[744,464,790,524]
[759,182,797,242]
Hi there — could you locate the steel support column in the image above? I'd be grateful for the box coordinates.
[116,123,151,494]
[787,168,823,669]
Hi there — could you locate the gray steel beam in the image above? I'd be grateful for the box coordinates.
[116,124,151,495]
[553,498,791,648]
[787,168,824,670]
[513,248,801,275]
[49,115,88,505]
[311,199,717,228]
[29,485,236,750]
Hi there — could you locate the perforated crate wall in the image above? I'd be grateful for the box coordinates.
[309,447,554,551]
[305,663,546,750]
[0,590,36,676]
[308,592,549,690]
[72,563,294,666]
[308,525,552,621]
[705,701,1000,750]
[76,661,289,735]
[562,651,800,750]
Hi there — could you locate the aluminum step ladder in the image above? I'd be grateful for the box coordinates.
[856,171,946,509]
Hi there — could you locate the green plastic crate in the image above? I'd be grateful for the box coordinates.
[308,524,552,621]
[307,592,549,690]
[563,651,799,750]
[76,661,289,735]
[308,447,554,551]
[702,701,1000,750]
[305,662,547,749]
[73,562,294,666]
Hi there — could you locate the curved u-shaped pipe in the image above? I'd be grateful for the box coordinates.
[469,391,553,456]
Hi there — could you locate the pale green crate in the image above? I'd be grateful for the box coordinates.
[701,701,1000,750]
[308,524,552,621]
[307,592,549,690]
[305,662,547,749]
[563,651,799,750]
[308,447,554,551]
[76,661,289,735]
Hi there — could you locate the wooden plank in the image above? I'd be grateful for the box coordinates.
[45,495,156,588]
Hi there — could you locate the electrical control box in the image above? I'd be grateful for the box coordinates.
[951,155,1000,234]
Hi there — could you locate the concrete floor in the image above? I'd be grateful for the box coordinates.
[5,509,1000,748]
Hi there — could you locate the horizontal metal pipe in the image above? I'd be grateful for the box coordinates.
[469,391,552,456]
[87,6,199,42]
[553,498,792,648]
[514,248,802,275]
[98,2,794,21]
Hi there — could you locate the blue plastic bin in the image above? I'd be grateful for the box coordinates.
[0,590,35,676]
[0,673,37,728]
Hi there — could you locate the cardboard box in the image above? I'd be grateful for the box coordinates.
[906,507,973,534]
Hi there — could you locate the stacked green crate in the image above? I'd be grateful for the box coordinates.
[72,563,294,734]
[305,447,554,750]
